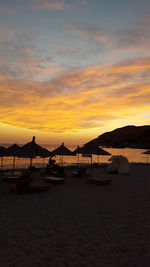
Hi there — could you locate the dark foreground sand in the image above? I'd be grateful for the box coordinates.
[0,163,150,267]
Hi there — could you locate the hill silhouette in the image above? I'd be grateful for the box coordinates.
[87,125,150,149]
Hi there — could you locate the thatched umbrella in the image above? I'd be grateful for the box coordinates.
[0,146,7,170]
[40,148,51,168]
[142,150,150,164]
[6,144,21,173]
[80,143,111,178]
[51,142,74,166]
[73,145,82,166]
[18,136,50,167]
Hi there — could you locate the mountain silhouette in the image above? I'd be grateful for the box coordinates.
[87,125,150,149]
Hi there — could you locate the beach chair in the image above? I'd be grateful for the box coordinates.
[44,176,64,184]
[9,169,50,193]
[29,182,50,192]
[45,165,65,178]
[1,175,21,183]
[10,182,50,194]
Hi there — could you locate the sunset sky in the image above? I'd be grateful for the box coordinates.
[0,0,150,145]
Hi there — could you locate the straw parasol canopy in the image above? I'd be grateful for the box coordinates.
[0,146,7,170]
[18,136,50,167]
[73,145,82,166]
[73,145,82,154]
[81,143,111,156]
[40,148,51,168]
[51,142,74,165]
[80,143,111,178]
[6,144,21,173]
[40,148,51,158]
[142,150,150,164]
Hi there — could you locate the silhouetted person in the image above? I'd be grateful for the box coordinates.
[45,156,56,174]
[48,156,56,167]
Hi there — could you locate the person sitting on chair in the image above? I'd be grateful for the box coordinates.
[48,156,56,167]
[45,156,56,174]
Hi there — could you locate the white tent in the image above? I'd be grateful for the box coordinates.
[107,155,130,174]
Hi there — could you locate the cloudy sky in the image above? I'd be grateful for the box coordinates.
[0,0,150,145]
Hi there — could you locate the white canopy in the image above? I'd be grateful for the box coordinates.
[107,155,130,174]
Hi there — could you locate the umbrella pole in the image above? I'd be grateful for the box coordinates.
[43,158,45,168]
[30,157,33,167]
[77,154,79,167]
[1,156,3,170]
[12,156,15,175]
[62,155,63,166]
[90,155,93,179]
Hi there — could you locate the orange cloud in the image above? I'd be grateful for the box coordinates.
[0,57,150,134]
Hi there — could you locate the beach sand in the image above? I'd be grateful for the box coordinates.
[0,163,149,267]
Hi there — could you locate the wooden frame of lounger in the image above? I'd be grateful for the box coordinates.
[10,182,50,194]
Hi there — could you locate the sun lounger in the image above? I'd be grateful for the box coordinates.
[10,182,50,194]
[29,182,50,192]
[87,178,112,185]
[44,176,64,184]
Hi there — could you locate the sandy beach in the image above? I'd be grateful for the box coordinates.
[0,163,149,267]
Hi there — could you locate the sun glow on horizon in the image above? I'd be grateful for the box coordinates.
[0,1,150,144]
